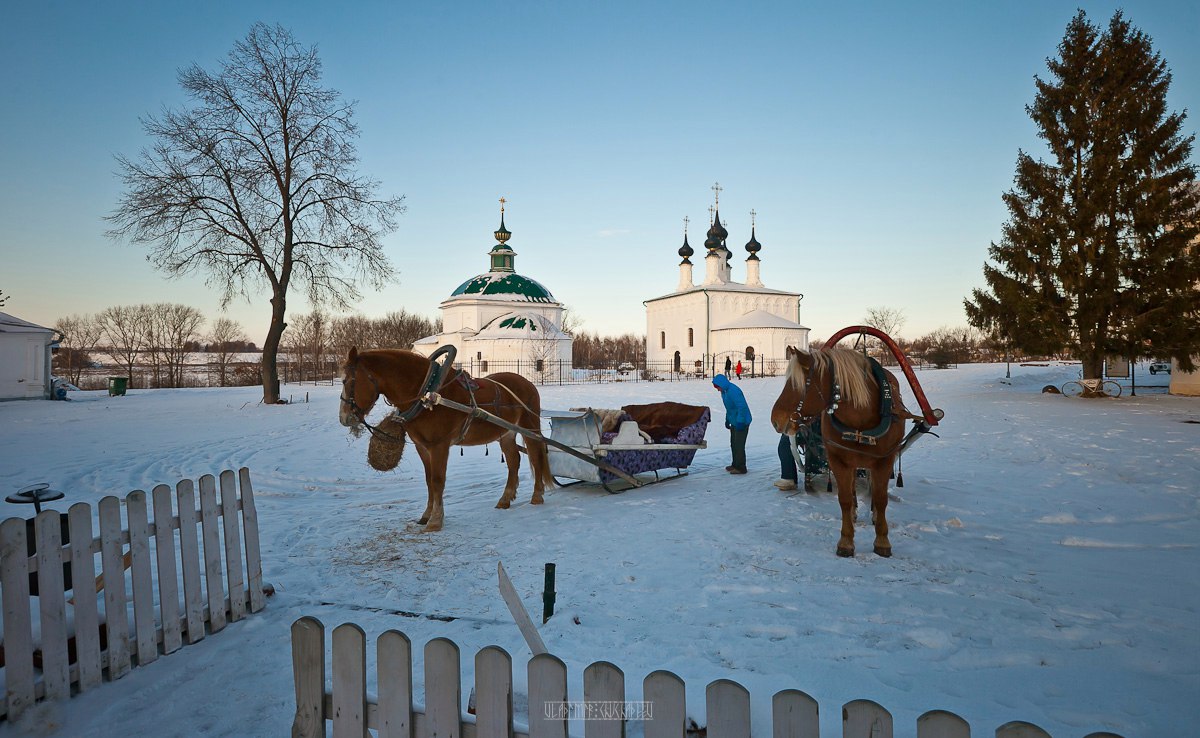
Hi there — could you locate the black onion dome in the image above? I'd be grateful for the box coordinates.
[745,226,761,254]
[678,234,694,261]
[705,210,728,250]
[494,214,511,244]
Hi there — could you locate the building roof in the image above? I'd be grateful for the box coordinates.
[0,312,54,334]
[644,281,801,304]
[472,312,570,341]
[712,309,809,331]
[449,272,558,303]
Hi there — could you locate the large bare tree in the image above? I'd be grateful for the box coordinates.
[108,23,404,403]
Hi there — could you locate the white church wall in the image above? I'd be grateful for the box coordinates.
[646,292,707,366]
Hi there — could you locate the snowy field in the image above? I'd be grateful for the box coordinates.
[0,362,1197,737]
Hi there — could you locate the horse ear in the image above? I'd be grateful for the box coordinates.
[348,346,358,362]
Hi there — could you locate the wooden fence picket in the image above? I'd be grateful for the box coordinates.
[772,689,819,738]
[842,699,892,738]
[583,661,625,738]
[643,670,686,738]
[152,484,183,655]
[996,722,1052,738]
[198,474,226,633]
[176,478,205,644]
[916,709,970,738]
[292,616,327,738]
[707,679,751,738]
[332,623,367,738]
[527,652,569,738]
[425,637,462,738]
[475,646,514,738]
[67,502,102,691]
[377,630,414,738]
[219,470,247,622]
[34,510,70,702]
[127,490,157,666]
[98,494,131,679]
[0,517,34,720]
[239,467,266,613]
[0,469,269,720]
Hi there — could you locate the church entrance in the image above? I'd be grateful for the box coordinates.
[673,351,681,373]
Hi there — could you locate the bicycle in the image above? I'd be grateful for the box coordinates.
[1061,377,1122,398]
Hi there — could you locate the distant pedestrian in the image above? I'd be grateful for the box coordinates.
[735,360,743,380]
[713,374,751,474]
[724,356,732,379]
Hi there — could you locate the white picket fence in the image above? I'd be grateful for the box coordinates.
[1,468,266,720]
[290,617,1125,738]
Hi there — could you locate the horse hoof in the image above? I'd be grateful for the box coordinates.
[874,546,892,558]
[836,547,854,558]
[423,522,442,533]
[531,497,544,505]
[495,500,510,510]
[417,516,429,525]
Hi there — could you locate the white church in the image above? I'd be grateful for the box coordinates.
[645,188,809,377]
[413,201,572,377]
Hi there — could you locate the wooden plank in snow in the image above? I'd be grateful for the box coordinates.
[127,490,157,665]
[842,699,892,738]
[1,517,35,720]
[291,616,327,738]
[152,484,182,654]
[239,467,265,613]
[425,637,462,738]
[527,653,568,738]
[582,661,624,738]
[219,470,247,622]
[916,709,970,738]
[99,495,131,679]
[996,722,1052,738]
[332,623,367,738]
[177,478,205,644]
[377,630,414,738]
[706,679,750,738]
[643,670,685,738]
[35,510,70,702]
[198,474,226,633]
[772,689,819,738]
[68,502,103,691]
[475,646,513,738]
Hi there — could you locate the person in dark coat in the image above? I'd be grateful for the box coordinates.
[713,374,751,473]
[724,356,732,379]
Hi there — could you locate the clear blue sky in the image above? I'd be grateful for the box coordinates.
[2,1,1196,344]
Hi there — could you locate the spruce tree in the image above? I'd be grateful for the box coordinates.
[965,10,1200,378]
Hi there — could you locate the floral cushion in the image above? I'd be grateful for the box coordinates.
[598,408,710,484]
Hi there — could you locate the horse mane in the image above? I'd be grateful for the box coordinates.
[787,347,874,410]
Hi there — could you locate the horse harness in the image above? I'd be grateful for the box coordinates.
[792,354,909,458]
[341,354,536,445]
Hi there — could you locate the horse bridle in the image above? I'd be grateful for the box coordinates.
[791,351,841,428]
[341,345,459,440]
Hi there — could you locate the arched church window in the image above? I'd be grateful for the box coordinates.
[660,331,666,349]
[688,328,693,347]
[745,346,755,360]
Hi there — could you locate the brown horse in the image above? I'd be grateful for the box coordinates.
[770,346,918,557]
[339,347,554,531]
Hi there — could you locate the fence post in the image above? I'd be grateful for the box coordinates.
[916,709,969,738]
[842,699,892,738]
[332,623,367,738]
[426,638,462,738]
[291,616,327,738]
[706,679,750,738]
[68,502,103,690]
[528,653,568,738]
[475,646,514,738]
[0,517,34,720]
[771,689,818,738]
[582,661,625,738]
[377,630,414,738]
[643,670,686,738]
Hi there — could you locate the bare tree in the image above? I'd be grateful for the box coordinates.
[97,305,150,385]
[148,303,205,387]
[54,314,104,385]
[863,306,907,365]
[107,23,404,403]
[207,317,247,386]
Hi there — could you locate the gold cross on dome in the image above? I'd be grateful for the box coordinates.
[750,208,756,228]
[499,196,506,213]
[683,215,689,236]
[712,182,722,206]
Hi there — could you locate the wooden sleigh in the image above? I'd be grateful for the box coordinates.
[542,403,710,492]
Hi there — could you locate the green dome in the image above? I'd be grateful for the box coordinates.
[450,272,557,303]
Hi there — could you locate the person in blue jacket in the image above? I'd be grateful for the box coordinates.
[712,374,752,474]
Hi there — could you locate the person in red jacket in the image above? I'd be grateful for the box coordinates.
[735,360,743,380]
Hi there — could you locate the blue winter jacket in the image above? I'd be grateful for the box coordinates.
[712,374,752,429]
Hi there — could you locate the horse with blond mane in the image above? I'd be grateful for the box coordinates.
[339,346,554,531]
[771,345,922,557]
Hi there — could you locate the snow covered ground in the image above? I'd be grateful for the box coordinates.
[0,362,1196,737]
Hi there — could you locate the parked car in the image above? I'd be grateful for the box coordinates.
[1149,361,1171,375]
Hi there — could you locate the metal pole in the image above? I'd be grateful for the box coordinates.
[542,563,556,623]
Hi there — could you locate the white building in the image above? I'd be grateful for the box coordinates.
[0,311,57,400]
[645,197,808,377]
[413,203,572,379]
